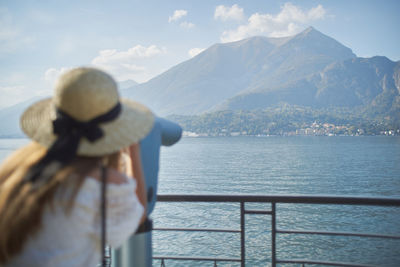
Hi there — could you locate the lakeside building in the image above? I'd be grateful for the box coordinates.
[182,123,399,137]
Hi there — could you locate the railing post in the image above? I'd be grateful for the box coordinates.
[271,202,276,267]
[240,201,245,267]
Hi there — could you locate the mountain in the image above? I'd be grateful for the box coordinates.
[122,27,356,115]
[316,57,400,111]
[218,56,400,117]
[118,79,138,90]
[0,96,42,137]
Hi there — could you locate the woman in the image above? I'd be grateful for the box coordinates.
[0,67,154,266]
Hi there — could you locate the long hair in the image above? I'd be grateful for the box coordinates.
[0,142,121,264]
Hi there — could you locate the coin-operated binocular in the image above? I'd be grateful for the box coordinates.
[112,117,182,267]
[140,117,182,215]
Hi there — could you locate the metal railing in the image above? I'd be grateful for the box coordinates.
[153,194,400,267]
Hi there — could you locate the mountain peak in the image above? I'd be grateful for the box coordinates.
[303,26,316,34]
[118,79,138,90]
[295,26,326,39]
[120,27,358,115]
[281,26,357,60]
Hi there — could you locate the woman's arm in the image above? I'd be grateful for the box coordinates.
[128,143,147,224]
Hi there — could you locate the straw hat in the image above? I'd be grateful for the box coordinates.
[20,67,154,156]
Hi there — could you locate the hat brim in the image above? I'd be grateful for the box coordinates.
[20,98,154,156]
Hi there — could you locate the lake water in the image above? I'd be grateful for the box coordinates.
[1,137,400,266]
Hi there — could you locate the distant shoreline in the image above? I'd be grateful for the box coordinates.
[1,133,399,140]
[181,133,399,138]
[0,136,27,139]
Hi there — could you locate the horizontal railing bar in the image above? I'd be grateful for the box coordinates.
[245,209,272,215]
[153,255,241,262]
[153,227,240,233]
[154,194,400,267]
[277,229,400,239]
[277,259,378,267]
[157,194,400,206]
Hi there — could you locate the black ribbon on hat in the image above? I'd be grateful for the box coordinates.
[24,102,122,186]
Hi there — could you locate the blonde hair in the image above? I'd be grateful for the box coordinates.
[0,142,120,264]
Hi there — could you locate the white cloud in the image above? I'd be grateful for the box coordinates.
[220,3,326,42]
[0,8,17,42]
[0,7,34,53]
[180,21,195,29]
[188,48,205,58]
[0,71,54,109]
[214,4,245,21]
[0,85,25,95]
[0,85,27,108]
[308,5,326,20]
[91,45,166,82]
[169,9,187,23]
[168,10,194,30]
[44,67,71,85]
[92,45,164,64]
[28,9,55,25]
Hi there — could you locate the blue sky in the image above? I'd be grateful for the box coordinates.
[0,0,399,108]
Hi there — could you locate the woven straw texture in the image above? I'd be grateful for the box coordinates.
[20,67,154,156]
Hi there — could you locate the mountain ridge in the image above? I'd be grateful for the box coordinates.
[218,56,399,114]
[122,27,357,115]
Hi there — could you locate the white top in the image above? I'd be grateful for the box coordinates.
[6,176,144,267]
